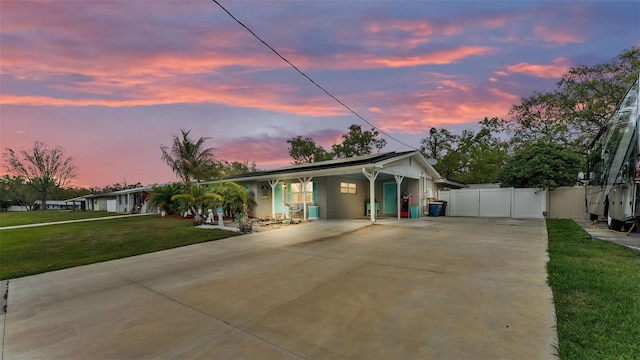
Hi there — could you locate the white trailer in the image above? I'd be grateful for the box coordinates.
[586,76,640,230]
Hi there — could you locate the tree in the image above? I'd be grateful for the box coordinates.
[286,136,332,164]
[0,175,38,210]
[332,125,387,158]
[498,142,583,189]
[3,141,77,209]
[215,160,260,178]
[171,184,222,226]
[161,129,217,188]
[100,180,143,193]
[208,181,255,233]
[50,186,91,200]
[494,46,640,155]
[420,127,460,178]
[420,124,509,184]
[149,183,183,215]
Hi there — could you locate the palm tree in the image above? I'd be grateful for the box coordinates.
[209,181,254,233]
[161,129,217,188]
[149,183,182,215]
[171,184,222,226]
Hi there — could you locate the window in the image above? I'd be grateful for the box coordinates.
[286,181,318,203]
[289,182,314,203]
[340,182,356,194]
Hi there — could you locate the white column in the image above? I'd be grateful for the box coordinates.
[362,168,380,223]
[298,177,313,220]
[395,175,404,221]
[268,179,280,220]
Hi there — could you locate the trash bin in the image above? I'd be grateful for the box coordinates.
[410,205,419,218]
[429,203,441,217]
[365,202,380,216]
[308,205,319,220]
[439,200,447,216]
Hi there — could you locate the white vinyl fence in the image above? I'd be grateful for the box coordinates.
[438,188,547,218]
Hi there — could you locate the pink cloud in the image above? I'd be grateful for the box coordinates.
[370,46,494,68]
[506,57,571,78]
[362,19,462,50]
[362,78,518,135]
[215,128,343,169]
[534,26,582,45]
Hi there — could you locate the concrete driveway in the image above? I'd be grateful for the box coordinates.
[1,217,557,359]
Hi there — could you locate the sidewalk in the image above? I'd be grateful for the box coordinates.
[575,219,640,252]
[0,213,154,230]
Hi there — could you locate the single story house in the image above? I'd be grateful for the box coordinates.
[217,150,464,222]
[35,198,86,211]
[85,187,155,213]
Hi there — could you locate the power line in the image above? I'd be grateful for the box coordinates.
[210,0,418,151]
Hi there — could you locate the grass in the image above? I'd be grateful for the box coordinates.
[0,215,241,280]
[547,219,640,359]
[0,210,118,227]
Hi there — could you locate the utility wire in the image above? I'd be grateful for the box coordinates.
[211,0,418,151]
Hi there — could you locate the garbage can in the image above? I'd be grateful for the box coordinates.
[308,205,319,220]
[439,200,447,216]
[429,203,441,217]
[410,205,419,218]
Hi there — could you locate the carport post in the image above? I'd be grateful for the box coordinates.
[362,167,379,223]
[298,177,313,220]
[395,175,404,221]
[268,179,280,220]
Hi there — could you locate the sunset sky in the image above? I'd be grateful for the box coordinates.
[1,0,638,188]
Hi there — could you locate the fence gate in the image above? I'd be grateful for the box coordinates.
[439,188,546,218]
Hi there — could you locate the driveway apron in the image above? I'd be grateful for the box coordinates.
[1,217,556,359]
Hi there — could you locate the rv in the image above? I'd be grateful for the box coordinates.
[586,76,640,230]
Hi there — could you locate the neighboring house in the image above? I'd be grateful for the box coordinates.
[35,199,86,211]
[85,187,156,214]
[216,150,465,221]
[85,193,117,212]
[65,196,87,211]
[111,187,155,214]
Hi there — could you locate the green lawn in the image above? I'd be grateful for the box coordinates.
[0,216,240,279]
[0,210,118,227]
[547,219,640,359]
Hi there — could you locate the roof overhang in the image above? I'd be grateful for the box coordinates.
[210,151,443,184]
[435,178,468,189]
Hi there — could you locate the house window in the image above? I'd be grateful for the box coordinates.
[289,182,315,203]
[340,182,356,194]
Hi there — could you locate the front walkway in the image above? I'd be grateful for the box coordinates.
[2,217,557,359]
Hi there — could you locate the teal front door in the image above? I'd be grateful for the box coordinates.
[383,183,397,215]
[273,183,285,215]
